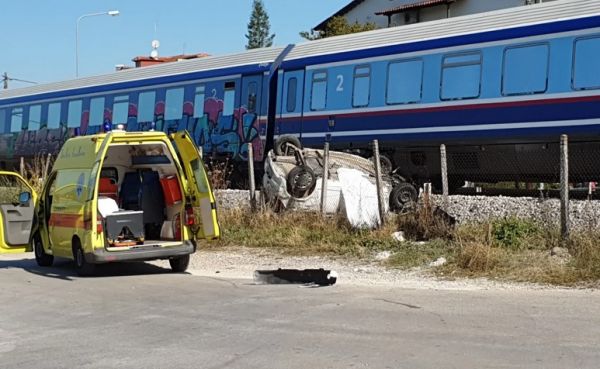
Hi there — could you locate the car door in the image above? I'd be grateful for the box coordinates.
[0,171,37,253]
[171,130,220,240]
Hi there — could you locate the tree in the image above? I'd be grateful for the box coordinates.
[245,0,276,49]
[300,16,377,41]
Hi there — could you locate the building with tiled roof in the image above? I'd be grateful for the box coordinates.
[314,0,554,30]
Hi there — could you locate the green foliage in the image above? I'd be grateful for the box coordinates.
[492,217,540,250]
[246,0,275,49]
[300,16,377,41]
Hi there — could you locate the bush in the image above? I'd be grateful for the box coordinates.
[492,217,540,250]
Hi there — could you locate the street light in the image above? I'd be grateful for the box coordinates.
[76,10,120,77]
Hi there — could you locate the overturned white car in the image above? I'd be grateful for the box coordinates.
[262,140,418,223]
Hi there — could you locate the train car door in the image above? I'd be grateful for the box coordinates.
[240,75,263,161]
[278,70,305,141]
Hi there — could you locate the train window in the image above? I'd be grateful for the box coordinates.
[138,91,156,123]
[165,87,184,120]
[89,97,105,126]
[353,65,371,107]
[573,36,600,90]
[387,59,423,104]
[502,43,549,96]
[311,71,327,111]
[47,102,61,129]
[441,52,482,100]
[28,105,41,131]
[10,107,23,133]
[247,82,258,113]
[0,109,5,133]
[286,77,297,113]
[112,95,129,124]
[223,82,236,116]
[67,100,82,128]
[194,86,205,118]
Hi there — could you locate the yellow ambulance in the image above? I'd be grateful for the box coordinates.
[30,129,220,276]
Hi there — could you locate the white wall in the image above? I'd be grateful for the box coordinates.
[334,0,556,29]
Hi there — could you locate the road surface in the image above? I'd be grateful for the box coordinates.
[1,254,599,369]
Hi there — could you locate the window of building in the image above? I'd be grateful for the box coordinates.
[441,52,482,100]
[165,87,184,120]
[194,86,205,118]
[138,91,156,122]
[311,71,327,111]
[286,77,297,113]
[112,95,129,125]
[28,105,41,131]
[503,43,549,95]
[67,100,82,128]
[573,36,600,90]
[89,97,105,126]
[10,107,23,133]
[353,65,371,107]
[47,102,61,129]
[223,82,236,116]
[387,59,423,104]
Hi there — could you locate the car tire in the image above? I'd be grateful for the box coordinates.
[274,135,302,156]
[287,165,316,199]
[169,255,190,273]
[73,239,95,277]
[389,183,418,213]
[371,154,394,174]
[33,233,53,267]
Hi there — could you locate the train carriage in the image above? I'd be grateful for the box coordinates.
[1,0,600,188]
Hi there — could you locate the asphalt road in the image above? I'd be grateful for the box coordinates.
[1,254,600,369]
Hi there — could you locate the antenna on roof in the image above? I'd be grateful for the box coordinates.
[151,39,160,59]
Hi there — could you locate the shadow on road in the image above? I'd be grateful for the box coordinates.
[0,255,176,280]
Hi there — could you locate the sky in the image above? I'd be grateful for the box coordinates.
[0,0,348,89]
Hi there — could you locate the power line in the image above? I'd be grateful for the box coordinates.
[2,72,38,89]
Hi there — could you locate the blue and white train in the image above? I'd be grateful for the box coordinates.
[1,0,600,187]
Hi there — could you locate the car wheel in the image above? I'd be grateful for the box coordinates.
[33,233,53,267]
[287,165,316,199]
[169,255,190,273]
[370,154,393,175]
[389,183,418,213]
[73,240,95,277]
[274,135,302,156]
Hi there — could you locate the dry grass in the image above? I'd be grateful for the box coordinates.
[213,201,600,286]
[206,158,234,190]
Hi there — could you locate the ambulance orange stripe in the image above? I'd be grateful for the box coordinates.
[48,214,85,228]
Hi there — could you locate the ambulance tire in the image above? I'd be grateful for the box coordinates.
[33,233,53,267]
[73,239,95,277]
[169,254,190,273]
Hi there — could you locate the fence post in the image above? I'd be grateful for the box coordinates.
[373,140,385,226]
[20,157,25,177]
[247,143,256,211]
[560,134,569,242]
[320,142,330,215]
[440,144,449,211]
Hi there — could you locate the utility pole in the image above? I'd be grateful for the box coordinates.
[2,72,38,90]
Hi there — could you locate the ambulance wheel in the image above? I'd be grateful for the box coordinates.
[33,233,53,267]
[73,239,95,277]
[169,255,190,273]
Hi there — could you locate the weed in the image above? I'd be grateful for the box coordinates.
[492,217,540,250]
